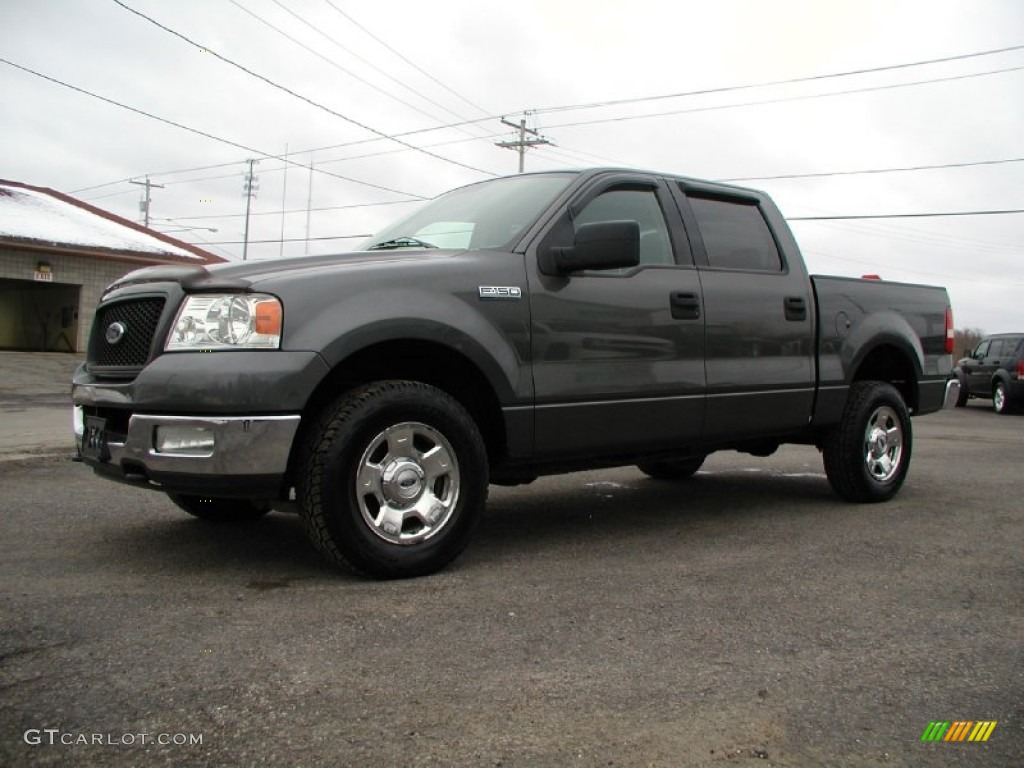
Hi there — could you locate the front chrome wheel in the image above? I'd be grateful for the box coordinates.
[864,405,903,483]
[298,381,488,578]
[356,422,460,545]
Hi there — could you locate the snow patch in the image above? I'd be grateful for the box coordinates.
[0,185,200,259]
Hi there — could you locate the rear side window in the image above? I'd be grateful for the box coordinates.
[688,196,782,272]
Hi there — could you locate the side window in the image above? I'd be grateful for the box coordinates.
[687,195,782,271]
[974,340,990,359]
[574,188,673,266]
[988,340,1005,358]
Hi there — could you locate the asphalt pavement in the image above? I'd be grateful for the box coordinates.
[0,351,81,460]
[0,358,1021,766]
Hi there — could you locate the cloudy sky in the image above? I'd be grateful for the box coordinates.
[2,0,1022,332]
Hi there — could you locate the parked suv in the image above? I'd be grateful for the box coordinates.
[953,333,1024,413]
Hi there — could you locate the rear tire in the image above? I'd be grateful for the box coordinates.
[167,494,271,523]
[637,455,706,480]
[297,381,488,579]
[822,381,911,503]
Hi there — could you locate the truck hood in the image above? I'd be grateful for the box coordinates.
[109,249,461,292]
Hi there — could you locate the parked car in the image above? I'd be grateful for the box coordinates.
[953,333,1024,413]
[73,168,954,578]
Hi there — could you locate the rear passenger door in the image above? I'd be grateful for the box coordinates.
[672,183,815,441]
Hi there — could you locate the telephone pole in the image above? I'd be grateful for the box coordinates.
[129,176,164,228]
[495,117,551,173]
[242,159,259,261]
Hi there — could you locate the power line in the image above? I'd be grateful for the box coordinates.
[68,40,1024,194]
[789,209,1024,221]
[719,156,1024,182]
[163,198,416,222]
[323,0,491,118]
[266,0,490,138]
[200,233,371,245]
[546,64,1024,130]
[112,0,498,177]
[227,0,472,133]
[803,249,1024,288]
[0,55,427,200]
[531,42,1024,116]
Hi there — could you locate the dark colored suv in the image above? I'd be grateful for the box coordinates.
[953,333,1024,413]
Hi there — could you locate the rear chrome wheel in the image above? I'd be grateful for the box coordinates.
[863,405,904,484]
[823,381,912,503]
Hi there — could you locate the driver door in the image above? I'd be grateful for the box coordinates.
[525,174,706,459]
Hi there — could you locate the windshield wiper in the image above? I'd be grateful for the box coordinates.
[367,236,438,251]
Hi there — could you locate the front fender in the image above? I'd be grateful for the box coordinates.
[286,286,531,406]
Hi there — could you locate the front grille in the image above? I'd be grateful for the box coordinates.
[89,297,166,368]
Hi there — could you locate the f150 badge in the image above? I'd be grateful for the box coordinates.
[478,286,522,300]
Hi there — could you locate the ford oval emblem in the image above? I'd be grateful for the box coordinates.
[105,321,127,345]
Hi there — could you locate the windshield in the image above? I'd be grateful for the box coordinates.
[359,173,575,251]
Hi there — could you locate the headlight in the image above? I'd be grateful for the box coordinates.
[165,294,282,351]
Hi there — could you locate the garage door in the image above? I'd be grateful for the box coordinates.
[0,278,81,352]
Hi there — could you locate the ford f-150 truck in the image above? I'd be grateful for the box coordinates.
[73,169,955,578]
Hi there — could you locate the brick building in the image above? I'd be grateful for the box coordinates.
[0,180,225,353]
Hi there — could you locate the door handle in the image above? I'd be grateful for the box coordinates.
[670,292,701,320]
[784,296,807,321]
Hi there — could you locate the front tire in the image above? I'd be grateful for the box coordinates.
[993,381,1012,414]
[822,381,911,503]
[297,381,488,579]
[637,455,706,480]
[167,494,271,522]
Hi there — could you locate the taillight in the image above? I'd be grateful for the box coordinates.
[1017,361,1024,378]
[945,308,955,355]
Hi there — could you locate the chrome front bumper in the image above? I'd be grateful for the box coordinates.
[74,407,300,493]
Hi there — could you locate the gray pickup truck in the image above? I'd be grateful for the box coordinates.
[73,169,955,578]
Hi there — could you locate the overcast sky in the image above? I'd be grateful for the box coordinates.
[2,0,1022,332]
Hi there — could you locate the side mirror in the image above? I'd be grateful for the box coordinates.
[540,220,640,276]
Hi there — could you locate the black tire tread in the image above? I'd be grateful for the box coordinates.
[822,380,911,503]
[637,455,706,481]
[167,493,271,523]
[296,380,488,579]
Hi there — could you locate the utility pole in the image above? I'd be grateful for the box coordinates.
[495,117,551,173]
[242,159,259,261]
[305,154,314,255]
[129,176,164,228]
[279,144,288,259]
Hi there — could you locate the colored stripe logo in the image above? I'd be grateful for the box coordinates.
[921,721,997,742]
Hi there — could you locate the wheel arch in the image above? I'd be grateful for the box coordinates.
[850,342,920,412]
[290,337,511,481]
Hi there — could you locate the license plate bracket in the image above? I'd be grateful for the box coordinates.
[82,416,110,462]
